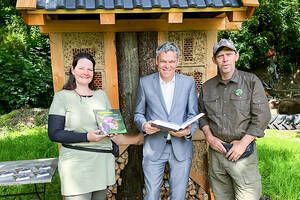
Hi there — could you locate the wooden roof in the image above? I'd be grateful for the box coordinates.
[16,0,259,32]
[17,0,258,14]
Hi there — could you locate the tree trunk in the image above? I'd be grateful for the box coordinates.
[137,32,157,77]
[116,32,143,200]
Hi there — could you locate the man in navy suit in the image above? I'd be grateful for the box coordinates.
[134,42,198,200]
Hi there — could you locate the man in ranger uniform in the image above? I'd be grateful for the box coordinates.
[198,39,271,200]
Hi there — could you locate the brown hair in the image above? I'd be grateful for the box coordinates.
[63,53,96,90]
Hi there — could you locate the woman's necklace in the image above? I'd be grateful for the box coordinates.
[73,89,93,97]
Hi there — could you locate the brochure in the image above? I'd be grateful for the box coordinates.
[94,109,127,134]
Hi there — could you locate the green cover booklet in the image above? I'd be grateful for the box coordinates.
[94,109,127,134]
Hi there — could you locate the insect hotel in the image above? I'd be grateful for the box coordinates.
[16,0,259,199]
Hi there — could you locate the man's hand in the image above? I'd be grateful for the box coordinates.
[226,134,255,162]
[169,125,191,137]
[143,121,160,135]
[87,130,109,142]
[226,140,248,162]
[206,135,227,154]
[201,125,226,154]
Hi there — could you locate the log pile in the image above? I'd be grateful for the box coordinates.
[107,150,129,200]
[157,163,209,200]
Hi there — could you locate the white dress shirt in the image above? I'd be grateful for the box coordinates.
[159,74,175,140]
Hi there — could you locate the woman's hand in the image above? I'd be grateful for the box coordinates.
[87,130,108,142]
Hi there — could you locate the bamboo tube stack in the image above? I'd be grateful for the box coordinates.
[107,150,129,200]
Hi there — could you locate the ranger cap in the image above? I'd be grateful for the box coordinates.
[213,39,237,56]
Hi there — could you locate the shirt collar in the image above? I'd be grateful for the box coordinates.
[159,73,175,85]
[217,69,239,85]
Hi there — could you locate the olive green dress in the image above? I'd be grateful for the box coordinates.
[49,89,115,196]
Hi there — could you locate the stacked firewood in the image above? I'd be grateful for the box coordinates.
[107,150,129,200]
[185,179,209,200]
[157,164,208,200]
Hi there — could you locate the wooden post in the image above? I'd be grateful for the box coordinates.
[104,32,119,109]
[157,31,168,46]
[49,33,65,92]
[206,31,218,80]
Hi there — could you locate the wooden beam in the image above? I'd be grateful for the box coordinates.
[104,32,119,109]
[215,13,242,30]
[100,13,115,24]
[168,12,183,23]
[16,0,37,10]
[225,16,242,30]
[39,18,226,33]
[157,31,168,46]
[247,7,256,18]
[241,0,259,7]
[226,11,247,22]
[215,13,226,18]
[49,33,65,93]
[21,11,29,24]
[22,12,45,25]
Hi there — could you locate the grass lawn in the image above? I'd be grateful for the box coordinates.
[257,129,300,200]
[0,110,299,200]
[0,126,61,199]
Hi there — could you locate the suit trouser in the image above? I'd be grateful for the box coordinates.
[143,143,192,200]
[209,145,262,200]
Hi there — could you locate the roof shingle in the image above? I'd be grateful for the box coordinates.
[36,0,243,10]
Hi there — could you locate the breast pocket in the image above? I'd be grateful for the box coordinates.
[203,96,221,115]
[230,95,250,114]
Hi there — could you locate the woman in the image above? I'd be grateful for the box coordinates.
[48,53,115,200]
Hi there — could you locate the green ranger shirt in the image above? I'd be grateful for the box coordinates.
[198,69,271,143]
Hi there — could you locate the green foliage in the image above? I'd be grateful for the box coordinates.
[0,0,53,114]
[219,0,300,72]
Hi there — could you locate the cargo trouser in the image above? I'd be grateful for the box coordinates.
[209,144,262,200]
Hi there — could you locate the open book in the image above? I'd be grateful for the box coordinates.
[151,113,205,131]
[94,109,127,134]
